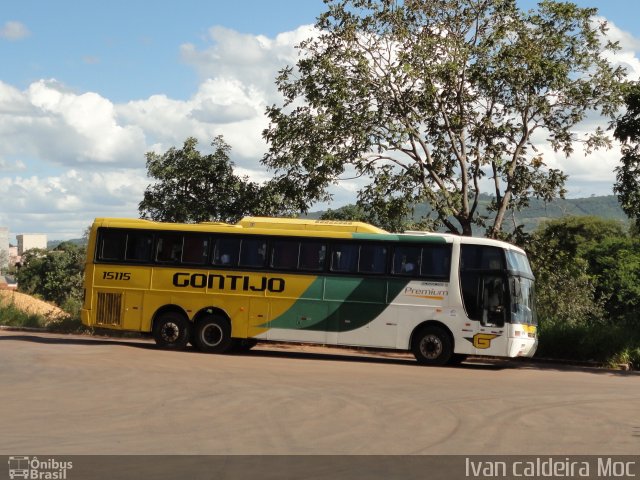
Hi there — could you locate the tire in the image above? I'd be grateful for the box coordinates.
[412,326,453,366]
[153,311,191,349]
[231,338,258,353]
[194,314,233,353]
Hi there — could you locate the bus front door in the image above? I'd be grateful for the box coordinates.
[461,273,508,355]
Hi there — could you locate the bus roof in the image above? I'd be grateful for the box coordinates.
[237,217,388,234]
[401,230,526,254]
[90,217,522,251]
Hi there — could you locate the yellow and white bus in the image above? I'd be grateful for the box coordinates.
[81,216,537,365]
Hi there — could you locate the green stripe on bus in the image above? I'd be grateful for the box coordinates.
[266,277,410,332]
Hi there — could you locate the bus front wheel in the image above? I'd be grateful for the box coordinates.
[194,315,233,353]
[412,326,453,366]
[153,311,191,349]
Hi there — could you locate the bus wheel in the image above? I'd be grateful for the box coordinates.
[194,315,233,353]
[412,326,453,366]
[153,312,191,349]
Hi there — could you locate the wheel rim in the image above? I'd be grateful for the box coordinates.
[161,322,180,343]
[419,334,443,360]
[201,323,223,347]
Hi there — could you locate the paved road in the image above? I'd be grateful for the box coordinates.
[0,330,638,455]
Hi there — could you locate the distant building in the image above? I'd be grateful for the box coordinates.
[17,234,47,256]
[9,246,20,267]
[0,227,8,270]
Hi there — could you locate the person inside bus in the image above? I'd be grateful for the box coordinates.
[402,262,416,273]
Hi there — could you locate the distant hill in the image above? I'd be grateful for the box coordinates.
[308,194,628,233]
[47,238,87,250]
[497,195,628,232]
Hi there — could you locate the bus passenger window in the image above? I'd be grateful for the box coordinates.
[156,233,183,263]
[271,240,299,270]
[125,232,152,262]
[99,230,126,261]
[299,242,326,271]
[212,238,240,266]
[420,245,451,279]
[460,245,505,270]
[182,235,209,264]
[239,238,267,268]
[330,244,358,273]
[358,244,387,274]
[392,246,421,275]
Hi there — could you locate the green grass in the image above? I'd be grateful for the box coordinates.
[0,303,43,329]
[0,303,85,333]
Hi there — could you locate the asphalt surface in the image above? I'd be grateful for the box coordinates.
[0,330,639,455]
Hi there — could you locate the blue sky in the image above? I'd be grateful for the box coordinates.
[1,1,639,241]
[1,0,324,101]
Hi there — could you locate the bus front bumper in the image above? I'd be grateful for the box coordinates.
[508,336,538,358]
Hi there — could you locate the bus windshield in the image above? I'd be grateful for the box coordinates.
[505,250,533,277]
[510,276,537,325]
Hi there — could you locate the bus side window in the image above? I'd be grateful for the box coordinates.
[239,238,267,268]
[271,240,299,270]
[156,233,183,263]
[358,244,387,274]
[99,230,126,261]
[212,238,240,266]
[420,245,451,279]
[392,246,421,275]
[182,235,209,265]
[461,245,504,270]
[125,232,153,262]
[299,242,326,271]
[330,243,358,273]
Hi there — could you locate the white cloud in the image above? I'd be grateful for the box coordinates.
[0,21,30,41]
[0,80,146,168]
[0,157,26,173]
[0,169,148,239]
[598,17,640,81]
[180,25,316,97]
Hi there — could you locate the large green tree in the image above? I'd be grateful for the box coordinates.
[139,136,296,223]
[613,82,640,229]
[526,216,639,327]
[263,0,625,236]
[16,242,85,311]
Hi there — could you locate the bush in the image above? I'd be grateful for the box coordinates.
[0,300,85,334]
[0,303,45,329]
[536,321,640,368]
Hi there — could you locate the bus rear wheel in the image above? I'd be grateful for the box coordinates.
[153,311,191,349]
[412,326,453,366]
[194,315,233,353]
